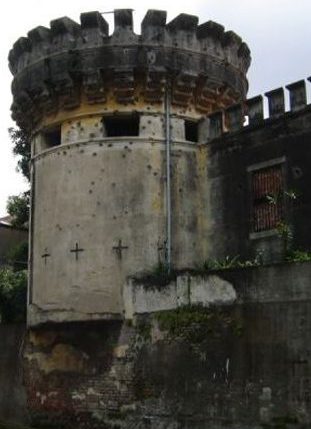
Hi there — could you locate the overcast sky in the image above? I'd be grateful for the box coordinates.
[1,0,310,216]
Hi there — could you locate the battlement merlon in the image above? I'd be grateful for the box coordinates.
[8,9,251,131]
[206,77,311,139]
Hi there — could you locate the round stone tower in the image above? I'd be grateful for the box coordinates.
[9,9,250,326]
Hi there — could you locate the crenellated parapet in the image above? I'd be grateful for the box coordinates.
[207,77,311,138]
[9,9,251,131]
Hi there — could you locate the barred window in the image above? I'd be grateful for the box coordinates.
[251,165,284,233]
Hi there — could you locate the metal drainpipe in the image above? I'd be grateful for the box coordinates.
[165,83,172,272]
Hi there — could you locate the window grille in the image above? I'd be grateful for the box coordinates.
[251,165,284,232]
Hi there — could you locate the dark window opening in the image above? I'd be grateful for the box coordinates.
[185,120,199,142]
[43,127,61,148]
[250,165,284,233]
[103,114,139,137]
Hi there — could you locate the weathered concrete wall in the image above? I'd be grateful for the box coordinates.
[30,126,210,325]
[23,262,311,428]
[204,105,311,263]
[0,324,28,424]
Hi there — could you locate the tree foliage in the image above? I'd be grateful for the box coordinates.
[6,241,28,270]
[0,268,27,323]
[8,127,31,181]
[6,192,30,228]
[7,127,31,227]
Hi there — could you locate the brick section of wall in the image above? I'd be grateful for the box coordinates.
[22,264,311,429]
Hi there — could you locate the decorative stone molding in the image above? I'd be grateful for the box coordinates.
[9,9,251,131]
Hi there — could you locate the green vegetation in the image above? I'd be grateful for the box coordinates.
[8,127,31,181]
[6,193,30,229]
[7,127,30,228]
[0,268,27,323]
[133,262,177,289]
[6,241,28,270]
[285,249,311,263]
[155,305,243,341]
[199,251,264,272]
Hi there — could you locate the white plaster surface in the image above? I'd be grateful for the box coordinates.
[124,274,236,318]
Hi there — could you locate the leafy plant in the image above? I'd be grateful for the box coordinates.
[285,249,311,263]
[201,253,262,272]
[133,262,176,289]
[0,268,27,323]
[6,241,28,271]
[8,127,31,181]
[6,192,30,228]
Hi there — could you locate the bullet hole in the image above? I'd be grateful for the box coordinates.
[122,154,126,158]
[76,144,80,148]
[147,165,152,170]
[153,172,158,176]
[147,106,150,110]
[142,126,146,130]
[92,152,97,156]
[148,120,151,124]
[292,166,303,179]
[129,141,133,145]
[108,143,112,147]
[125,210,128,214]
[80,149,84,153]
[111,183,116,187]
[89,133,95,138]
[89,190,93,194]
[113,215,117,220]
[124,146,128,150]
[68,170,72,174]
[77,121,81,127]
[63,151,67,155]
[91,181,95,185]
[76,224,80,227]
[101,168,105,172]
[92,214,96,218]
[97,201,101,206]
[179,188,183,193]
[99,143,103,147]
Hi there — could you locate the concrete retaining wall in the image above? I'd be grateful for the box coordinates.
[0,324,27,424]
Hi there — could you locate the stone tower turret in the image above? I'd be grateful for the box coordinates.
[9,9,251,326]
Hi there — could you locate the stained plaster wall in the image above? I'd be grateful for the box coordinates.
[22,262,311,429]
[29,112,210,325]
[204,106,311,263]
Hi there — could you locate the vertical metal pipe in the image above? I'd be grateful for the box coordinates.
[165,83,172,271]
[28,155,35,306]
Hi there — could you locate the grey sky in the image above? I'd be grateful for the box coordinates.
[1,0,310,215]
